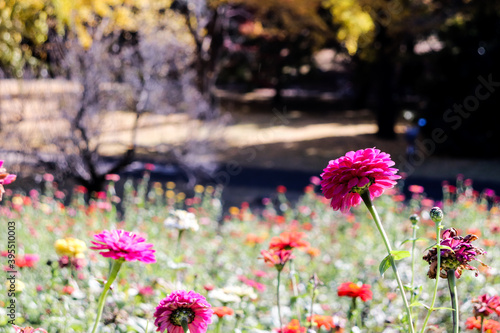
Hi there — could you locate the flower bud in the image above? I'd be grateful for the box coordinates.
[409,214,419,225]
[429,207,443,224]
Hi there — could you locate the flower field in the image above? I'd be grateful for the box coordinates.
[1,151,500,333]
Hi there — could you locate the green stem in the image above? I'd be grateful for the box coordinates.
[181,318,189,333]
[447,269,459,333]
[480,316,485,333]
[216,317,222,333]
[308,285,318,330]
[91,259,124,333]
[175,229,185,257]
[409,224,418,306]
[420,222,443,333]
[277,270,283,331]
[348,296,357,322]
[361,192,415,333]
[289,259,302,321]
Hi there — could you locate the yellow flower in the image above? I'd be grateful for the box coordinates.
[54,237,87,258]
[6,280,25,293]
[194,185,204,193]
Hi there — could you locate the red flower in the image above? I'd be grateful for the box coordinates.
[277,185,287,193]
[269,231,309,250]
[472,294,500,318]
[15,254,39,268]
[62,285,74,295]
[212,306,234,318]
[275,319,306,333]
[321,148,401,213]
[337,282,372,302]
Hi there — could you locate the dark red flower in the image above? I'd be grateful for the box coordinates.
[423,228,487,279]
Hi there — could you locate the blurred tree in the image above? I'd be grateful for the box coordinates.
[0,0,223,192]
[206,0,332,106]
[417,0,500,157]
[323,0,436,139]
[0,0,50,78]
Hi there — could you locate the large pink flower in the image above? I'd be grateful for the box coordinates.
[154,290,213,333]
[90,230,156,263]
[0,160,16,185]
[321,148,401,212]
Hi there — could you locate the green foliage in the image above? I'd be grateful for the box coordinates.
[0,0,50,77]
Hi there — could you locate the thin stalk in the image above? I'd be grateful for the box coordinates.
[409,223,418,306]
[348,297,357,321]
[481,316,485,333]
[361,192,415,333]
[308,284,318,330]
[216,317,222,333]
[175,229,185,257]
[289,259,302,321]
[447,269,459,333]
[91,259,123,333]
[181,318,189,333]
[420,222,443,333]
[277,270,283,331]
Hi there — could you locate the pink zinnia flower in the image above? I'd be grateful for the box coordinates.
[260,249,294,271]
[154,290,213,333]
[12,326,47,333]
[320,148,401,213]
[90,230,156,263]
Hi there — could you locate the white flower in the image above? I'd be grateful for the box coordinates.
[163,209,199,231]
[222,285,257,300]
[208,288,242,304]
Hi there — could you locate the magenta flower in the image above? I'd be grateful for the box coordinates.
[90,230,156,263]
[154,290,213,333]
[0,160,16,201]
[320,148,401,213]
[423,228,486,279]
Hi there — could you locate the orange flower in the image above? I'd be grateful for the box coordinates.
[245,233,267,246]
[307,315,334,330]
[465,317,500,333]
[275,319,306,333]
[304,247,321,258]
[212,306,234,318]
[269,231,310,250]
[337,282,372,302]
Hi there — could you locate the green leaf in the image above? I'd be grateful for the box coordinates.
[390,250,411,260]
[410,301,430,309]
[433,307,455,311]
[434,245,455,252]
[379,254,392,276]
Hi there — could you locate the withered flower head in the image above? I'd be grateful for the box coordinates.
[423,228,487,279]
